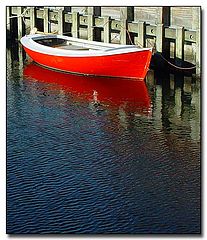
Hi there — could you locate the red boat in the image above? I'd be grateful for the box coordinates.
[23,63,152,115]
[21,34,152,79]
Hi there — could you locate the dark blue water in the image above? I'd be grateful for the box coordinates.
[7,47,201,234]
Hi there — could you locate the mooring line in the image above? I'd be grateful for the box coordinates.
[156,53,196,70]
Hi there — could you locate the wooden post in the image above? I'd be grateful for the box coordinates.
[120,19,127,44]
[58,9,64,35]
[30,7,36,31]
[156,7,170,57]
[103,16,111,43]
[6,7,12,46]
[6,7,11,32]
[120,7,134,45]
[44,7,49,33]
[156,23,164,53]
[72,12,79,38]
[136,21,145,47]
[87,7,101,41]
[192,7,201,76]
[175,26,184,65]
[17,7,25,40]
[88,14,94,41]
[195,29,201,76]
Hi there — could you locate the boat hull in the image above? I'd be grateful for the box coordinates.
[22,35,152,79]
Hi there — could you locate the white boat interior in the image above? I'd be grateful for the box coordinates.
[21,34,152,57]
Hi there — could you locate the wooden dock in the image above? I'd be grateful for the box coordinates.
[6,6,201,76]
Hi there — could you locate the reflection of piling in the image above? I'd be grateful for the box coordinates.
[149,69,200,141]
[7,6,201,76]
[92,90,101,107]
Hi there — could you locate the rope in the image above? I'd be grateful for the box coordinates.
[157,53,196,70]
[118,22,133,45]
[111,34,120,42]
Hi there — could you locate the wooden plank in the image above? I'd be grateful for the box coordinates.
[111,20,121,31]
[175,26,184,64]
[184,30,196,43]
[146,25,156,36]
[50,10,59,21]
[103,16,111,43]
[135,21,145,47]
[128,22,137,33]
[157,7,171,58]
[64,12,72,23]
[17,7,24,40]
[195,28,200,75]
[192,7,200,30]
[72,12,79,38]
[120,19,127,44]
[80,15,88,25]
[30,7,36,31]
[171,7,194,29]
[94,17,104,28]
[164,27,176,39]
[87,14,94,41]
[192,7,201,75]
[43,7,49,33]
[6,7,11,32]
[23,8,30,18]
[88,7,101,41]
[36,9,44,19]
[156,24,164,53]
[58,9,64,34]
[11,7,18,15]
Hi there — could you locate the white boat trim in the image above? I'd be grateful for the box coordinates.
[21,34,152,57]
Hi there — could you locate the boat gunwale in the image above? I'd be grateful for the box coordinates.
[21,34,152,58]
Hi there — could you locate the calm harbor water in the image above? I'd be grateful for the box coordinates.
[7,46,201,234]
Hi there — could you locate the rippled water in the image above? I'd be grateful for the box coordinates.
[7,46,201,234]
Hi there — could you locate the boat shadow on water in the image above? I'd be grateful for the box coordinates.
[23,63,152,116]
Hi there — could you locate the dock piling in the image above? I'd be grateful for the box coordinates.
[72,12,79,38]
[103,16,111,43]
[43,7,49,33]
[175,26,185,65]
[17,7,25,40]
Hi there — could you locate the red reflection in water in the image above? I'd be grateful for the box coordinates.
[23,63,151,115]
